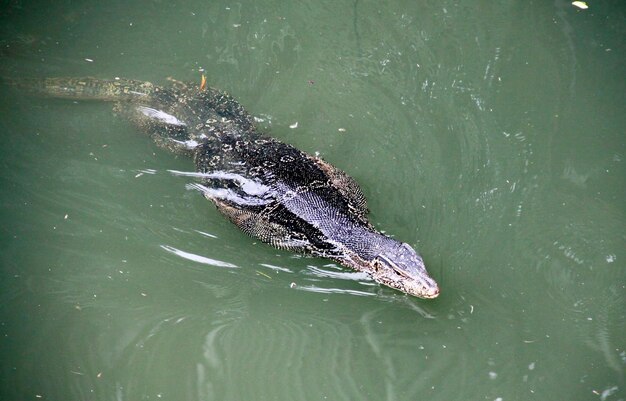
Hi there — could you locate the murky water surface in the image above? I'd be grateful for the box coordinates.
[0,1,624,400]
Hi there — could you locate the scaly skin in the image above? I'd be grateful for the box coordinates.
[9,76,440,299]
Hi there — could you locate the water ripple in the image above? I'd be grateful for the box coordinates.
[160,244,239,269]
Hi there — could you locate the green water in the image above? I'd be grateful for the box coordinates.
[0,1,624,400]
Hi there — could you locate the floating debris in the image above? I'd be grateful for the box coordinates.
[255,270,272,279]
[572,1,588,9]
[289,122,298,129]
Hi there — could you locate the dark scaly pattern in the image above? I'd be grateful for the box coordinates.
[7,76,439,298]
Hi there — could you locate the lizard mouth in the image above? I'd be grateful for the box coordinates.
[374,252,440,299]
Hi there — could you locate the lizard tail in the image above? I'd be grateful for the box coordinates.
[3,76,158,101]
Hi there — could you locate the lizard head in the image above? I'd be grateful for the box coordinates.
[370,242,440,299]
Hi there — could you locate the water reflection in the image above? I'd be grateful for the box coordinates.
[295,285,374,297]
[160,244,239,269]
